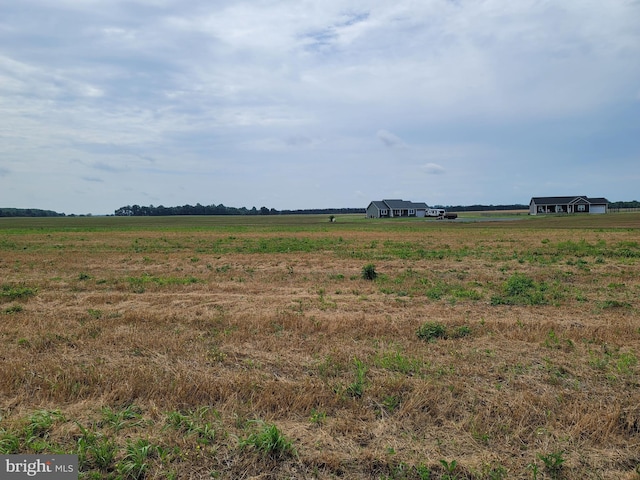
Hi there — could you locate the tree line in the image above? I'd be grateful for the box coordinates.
[438,204,528,212]
[113,204,365,216]
[0,208,65,217]
[609,200,640,209]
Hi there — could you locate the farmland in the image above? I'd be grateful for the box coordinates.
[1,213,639,479]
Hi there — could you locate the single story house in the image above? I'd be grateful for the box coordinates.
[366,199,428,218]
[529,196,609,215]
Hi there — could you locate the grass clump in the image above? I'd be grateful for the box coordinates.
[0,284,37,302]
[416,322,472,342]
[361,263,378,280]
[491,273,548,305]
[239,422,296,459]
[416,322,448,342]
[345,357,368,397]
[3,304,23,314]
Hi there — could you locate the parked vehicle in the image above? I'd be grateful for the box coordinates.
[426,208,445,217]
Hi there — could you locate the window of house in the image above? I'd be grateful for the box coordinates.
[409,209,415,215]
[577,205,586,212]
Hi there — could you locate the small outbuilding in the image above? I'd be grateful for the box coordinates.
[529,196,609,215]
[366,199,428,218]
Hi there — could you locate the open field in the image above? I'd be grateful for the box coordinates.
[1,213,639,479]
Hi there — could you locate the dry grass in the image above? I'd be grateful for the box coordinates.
[0,214,639,479]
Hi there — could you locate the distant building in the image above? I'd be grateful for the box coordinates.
[366,199,428,218]
[529,196,609,215]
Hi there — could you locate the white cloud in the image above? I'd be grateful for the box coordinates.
[421,163,445,175]
[377,130,406,148]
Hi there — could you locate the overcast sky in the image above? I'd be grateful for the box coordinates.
[1,0,639,214]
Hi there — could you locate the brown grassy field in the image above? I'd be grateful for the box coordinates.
[1,213,639,479]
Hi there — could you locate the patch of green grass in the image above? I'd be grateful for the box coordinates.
[416,322,447,342]
[375,349,424,375]
[165,407,218,445]
[117,438,157,480]
[0,284,37,302]
[3,304,23,314]
[126,273,201,292]
[99,405,144,432]
[416,322,472,342]
[87,308,103,319]
[597,299,632,309]
[1,410,65,453]
[239,422,296,459]
[76,423,117,472]
[309,409,327,425]
[0,428,21,454]
[537,450,565,479]
[490,273,549,305]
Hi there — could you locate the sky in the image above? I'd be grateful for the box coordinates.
[1,0,639,215]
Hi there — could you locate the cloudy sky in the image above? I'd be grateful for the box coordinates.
[1,0,639,214]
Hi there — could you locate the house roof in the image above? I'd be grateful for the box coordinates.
[382,199,411,209]
[381,199,427,209]
[369,201,389,210]
[530,196,609,205]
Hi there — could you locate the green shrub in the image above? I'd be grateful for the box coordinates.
[417,322,447,342]
[361,264,377,280]
[491,273,548,305]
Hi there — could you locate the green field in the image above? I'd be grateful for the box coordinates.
[1,213,639,479]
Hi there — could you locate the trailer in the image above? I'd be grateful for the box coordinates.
[426,208,445,217]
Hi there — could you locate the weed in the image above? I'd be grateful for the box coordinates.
[346,357,368,398]
[617,352,638,375]
[87,308,103,319]
[0,429,20,454]
[538,450,565,478]
[450,325,471,339]
[0,284,37,302]
[26,410,64,440]
[75,423,117,471]
[491,273,548,305]
[375,350,423,375]
[239,422,296,459]
[527,461,540,480]
[361,263,378,280]
[382,395,401,413]
[480,463,508,479]
[165,408,218,445]
[440,459,459,480]
[416,322,447,342]
[118,439,156,480]
[597,300,631,309]
[100,405,144,432]
[415,464,432,479]
[309,409,326,425]
[3,304,23,314]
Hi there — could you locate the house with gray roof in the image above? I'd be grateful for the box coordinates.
[529,196,609,215]
[366,199,428,218]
